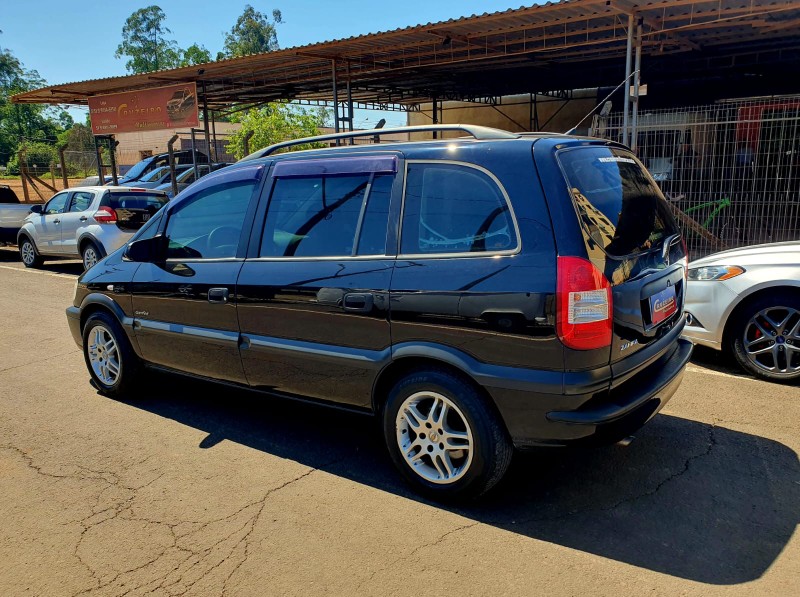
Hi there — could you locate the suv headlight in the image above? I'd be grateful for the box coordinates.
[687,265,745,281]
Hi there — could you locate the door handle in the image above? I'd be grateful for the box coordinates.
[343,292,374,313]
[79,216,88,222]
[208,287,229,304]
[53,219,61,224]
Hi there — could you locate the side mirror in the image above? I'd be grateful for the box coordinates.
[29,204,43,214]
[125,234,166,263]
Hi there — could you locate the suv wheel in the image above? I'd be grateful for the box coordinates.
[19,237,43,268]
[81,241,102,270]
[730,291,800,383]
[82,312,141,397]
[383,368,512,500]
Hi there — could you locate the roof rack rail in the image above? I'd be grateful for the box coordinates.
[241,124,519,160]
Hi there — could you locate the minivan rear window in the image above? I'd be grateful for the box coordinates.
[557,147,679,257]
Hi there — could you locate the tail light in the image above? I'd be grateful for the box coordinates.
[556,256,612,350]
[93,206,117,223]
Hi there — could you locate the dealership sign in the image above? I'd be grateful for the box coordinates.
[88,83,199,135]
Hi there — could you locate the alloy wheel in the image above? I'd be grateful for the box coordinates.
[83,246,99,269]
[87,325,121,386]
[21,241,35,265]
[742,305,800,376]
[395,391,473,484]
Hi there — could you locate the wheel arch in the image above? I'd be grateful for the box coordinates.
[722,283,800,348]
[78,294,142,357]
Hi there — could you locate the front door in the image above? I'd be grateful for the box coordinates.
[237,156,399,408]
[34,191,70,253]
[130,166,264,383]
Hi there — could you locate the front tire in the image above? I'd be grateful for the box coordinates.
[19,237,43,268]
[82,312,141,397]
[730,292,800,383]
[383,368,513,500]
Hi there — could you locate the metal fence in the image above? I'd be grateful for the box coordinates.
[591,95,800,258]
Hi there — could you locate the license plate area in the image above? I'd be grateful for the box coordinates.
[649,285,677,325]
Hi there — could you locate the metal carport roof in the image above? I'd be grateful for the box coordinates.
[12,0,800,112]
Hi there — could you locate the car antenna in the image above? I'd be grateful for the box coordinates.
[565,70,639,135]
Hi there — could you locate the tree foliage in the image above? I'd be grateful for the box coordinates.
[115,6,180,73]
[180,44,212,67]
[0,47,63,169]
[223,5,282,57]
[57,123,97,176]
[227,103,328,159]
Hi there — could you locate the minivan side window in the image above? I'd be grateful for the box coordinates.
[164,181,256,259]
[260,174,392,257]
[400,162,517,255]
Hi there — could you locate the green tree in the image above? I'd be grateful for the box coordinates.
[115,6,180,73]
[223,5,282,57]
[0,47,58,169]
[57,123,96,176]
[180,43,212,67]
[227,103,327,159]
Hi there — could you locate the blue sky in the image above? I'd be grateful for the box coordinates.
[1,1,538,127]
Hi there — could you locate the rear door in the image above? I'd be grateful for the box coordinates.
[129,165,264,382]
[236,155,398,408]
[538,142,687,371]
[59,190,95,256]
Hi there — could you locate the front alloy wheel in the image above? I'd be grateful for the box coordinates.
[86,325,121,386]
[19,238,42,268]
[81,312,141,397]
[741,305,800,378]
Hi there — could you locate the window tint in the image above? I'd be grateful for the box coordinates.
[45,192,69,215]
[69,191,94,212]
[400,163,516,255]
[260,174,371,257]
[557,147,680,257]
[103,192,168,210]
[165,181,255,259]
[355,175,392,255]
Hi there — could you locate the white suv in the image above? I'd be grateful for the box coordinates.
[18,186,169,270]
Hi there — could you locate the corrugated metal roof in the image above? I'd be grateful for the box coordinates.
[12,0,800,109]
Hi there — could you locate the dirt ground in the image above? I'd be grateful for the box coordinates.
[2,177,88,203]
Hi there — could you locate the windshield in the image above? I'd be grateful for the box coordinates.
[123,157,158,181]
[140,167,170,183]
[558,146,680,258]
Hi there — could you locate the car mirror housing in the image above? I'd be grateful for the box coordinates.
[29,204,43,214]
[125,234,166,263]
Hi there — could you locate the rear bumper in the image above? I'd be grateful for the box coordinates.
[488,338,692,448]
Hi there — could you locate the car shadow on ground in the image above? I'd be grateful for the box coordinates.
[112,370,799,586]
[0,247,83,275]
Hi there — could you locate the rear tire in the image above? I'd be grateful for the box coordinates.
[383,368,513,500]
[81,240,103,270]
[82,311,142,397]
[19,237,43,268]
[729,291,800,384]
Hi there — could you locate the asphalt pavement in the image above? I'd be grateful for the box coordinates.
[0,247,798,596]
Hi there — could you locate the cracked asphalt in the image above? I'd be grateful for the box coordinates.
[1,249,799,596]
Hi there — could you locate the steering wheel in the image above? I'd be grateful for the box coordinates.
[207,226,240,257]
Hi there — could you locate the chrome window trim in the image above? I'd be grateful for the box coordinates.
[397,159,522,260]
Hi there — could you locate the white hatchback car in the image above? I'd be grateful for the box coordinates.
[683,241,800,383]
[17,186,169,270]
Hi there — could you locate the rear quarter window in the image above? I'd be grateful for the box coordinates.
[557,147,679,257]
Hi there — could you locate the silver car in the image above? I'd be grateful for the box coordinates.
[683,241,800,383]
[17,186,169,270]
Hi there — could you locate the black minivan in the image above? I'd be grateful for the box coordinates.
[66,125,692,498]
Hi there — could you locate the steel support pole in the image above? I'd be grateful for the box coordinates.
[190,129,199,178]
[211,110,218,162]
[622,13,634,147]
[346,61,354,144]
[432,97,439,139]
[631,20,643,153]
[167,134,179,198]
[107,136,119,186]
[201,81,212,165]
[331,61,340,143]
[243,130,254,156]
[95,136,104,183]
